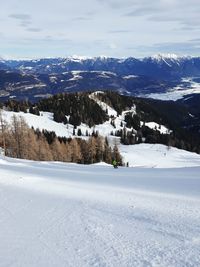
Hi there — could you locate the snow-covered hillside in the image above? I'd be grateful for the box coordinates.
[120,143,200,168]
[0,156,200,267]
[2,105,200,168]
[1,91,200,265]
[0,102,158,139]
[1,91,169,141]
[2,109,123,138]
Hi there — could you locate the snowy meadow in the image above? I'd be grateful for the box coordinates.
[0,155,200,267]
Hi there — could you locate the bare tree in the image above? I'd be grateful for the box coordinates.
[70,139,82,163]
[0,110,7,156]
[36,135,53,161]
[9,115,30,158]
[88,136,97,164]
[50,139,66,161]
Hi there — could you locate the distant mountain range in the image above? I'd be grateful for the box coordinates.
[0,68,176,102]
[2,54,200,80]
[1,53,200,154]
[0,54,200,102]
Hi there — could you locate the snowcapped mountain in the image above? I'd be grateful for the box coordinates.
[0,54,200,103]
[148,53,189,64]
[2,54,200,79]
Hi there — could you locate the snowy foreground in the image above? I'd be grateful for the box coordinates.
[0,156,200,267]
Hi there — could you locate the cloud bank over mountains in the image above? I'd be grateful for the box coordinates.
[0,0,200,58]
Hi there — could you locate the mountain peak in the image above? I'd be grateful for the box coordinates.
[152,53,180,60]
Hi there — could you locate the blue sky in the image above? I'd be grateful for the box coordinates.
[0,0,200,59]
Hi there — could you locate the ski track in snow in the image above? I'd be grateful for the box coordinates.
[0,158,200,267]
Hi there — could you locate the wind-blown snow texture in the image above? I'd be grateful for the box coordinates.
[0,156,200,267]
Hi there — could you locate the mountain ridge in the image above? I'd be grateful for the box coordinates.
[1,54,200,79]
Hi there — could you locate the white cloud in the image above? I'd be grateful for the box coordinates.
[0,0,199,58]
[109,43,117,49]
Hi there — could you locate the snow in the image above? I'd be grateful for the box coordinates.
[149,54,190,66]
[141,121,171,134]
[144,78,200,101]
[89,92,118,117]
[97,71,117,78]
[68,71,83,81]
[120,143,200,168]
[67,55,93,61]
[2,111,75,138]
[0,155,200,267]
[151,53,181,60]
[2,109,118,138]
[123,75,138,79]
[2,108,200,169]
[89,92,137,133]
[23,66,33,70]
[49,76,57,83]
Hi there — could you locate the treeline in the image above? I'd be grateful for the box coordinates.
[122,109,200,153]
[115,121,200,154]
[3,92,109,127]
[2,91,188,131]
[133,98,189,129]
[0,114,123,164]
[38,93,110,127]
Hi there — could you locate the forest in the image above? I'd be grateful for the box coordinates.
[1,91,200,154]
[0,112,122,165]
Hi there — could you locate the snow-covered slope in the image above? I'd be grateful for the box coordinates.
[2,107,200,168]
[140,121,170,134]
[0,156,200,267]
[120,143,200,168]
[3,111,75,138]
[1,102,137,139]
[1,92,169,140]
